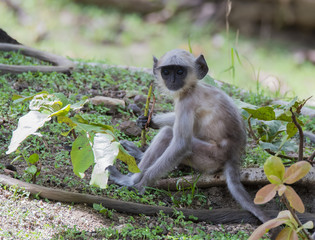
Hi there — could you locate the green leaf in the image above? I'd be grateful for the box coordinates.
[12,91,49,104]
[268,175,282,185]
[6,111,51,154]
[71,135,94,178]
[53,92,68,107]
[259,120,285,142]
[283,97,298,111]
[93,203,103,211]
[74,121,113,135]
[260,142,279,152]
[57,116,77,128]
[28,153,39,164]
[234,48,243,66]
[25,165,37,175]
[243,106,276,121]
[280,140,298,152]
[50,104,71,117]
[72,114,89,124]
[236,99,257,110]
[276,111,292,122]
[264,156,285,183]
[118,144,140,173]
[72,115,114,134]
[286,122,297,139]
[71,99,88,110]
[284,161,312,184]
[188,38,192,53]
[90,133,119,189]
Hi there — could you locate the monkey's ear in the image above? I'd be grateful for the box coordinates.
[153,56,158,75]
[153,56,158,69]
[195,55,209,79]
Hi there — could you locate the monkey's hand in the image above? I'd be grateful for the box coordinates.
[136,115,150,130]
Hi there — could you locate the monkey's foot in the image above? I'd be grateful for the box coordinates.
[107,165,134,187]
[120,140,143,162]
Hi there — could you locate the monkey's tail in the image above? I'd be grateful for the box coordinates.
[224,159,270,223]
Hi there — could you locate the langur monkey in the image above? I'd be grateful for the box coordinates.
[108,49,270,223]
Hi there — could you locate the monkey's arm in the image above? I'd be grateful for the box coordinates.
[151,112,175,128]
[137,112,175,129]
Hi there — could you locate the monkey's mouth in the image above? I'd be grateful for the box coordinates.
[164,80,185,91]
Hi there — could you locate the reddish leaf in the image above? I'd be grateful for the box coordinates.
[254,184,278,204]
[276,227,298,240]
[284,161,312,184]
[278,184,287,196]
[284,186,305,213]
[248,219,286,240]
[277,210,291,220]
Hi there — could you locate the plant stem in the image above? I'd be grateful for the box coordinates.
[264,149,309,162]
[308,150,315,163]
[71,129,77,139]
[141,83,153,147]
[147,93,156,129]
[290,107,304,161]
[281,196,312,240]
[247,115,259,143]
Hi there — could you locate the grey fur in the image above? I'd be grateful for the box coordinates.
[109,49,270,223]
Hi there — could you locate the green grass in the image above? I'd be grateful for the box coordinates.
[0,0,314,102]
[53,210,252,240]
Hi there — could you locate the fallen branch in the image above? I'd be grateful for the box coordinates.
[0,173,314,226]
[155,167,315,191]
[0,43,75,74]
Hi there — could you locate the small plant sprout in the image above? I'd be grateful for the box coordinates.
[249,156,313,240]
[25,153,41,184]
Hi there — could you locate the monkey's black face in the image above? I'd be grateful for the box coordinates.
[160,65,187,91]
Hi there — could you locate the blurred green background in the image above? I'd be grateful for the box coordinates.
[1,0,315,105]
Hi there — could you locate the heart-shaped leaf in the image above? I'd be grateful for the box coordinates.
[244,106,276,121]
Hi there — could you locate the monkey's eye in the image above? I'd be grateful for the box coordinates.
[177,69,184,75]
[162,69,170,75]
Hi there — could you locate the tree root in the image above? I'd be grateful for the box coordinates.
[0,173,314,226]
[0,43,75,74]
[155,167,315,191]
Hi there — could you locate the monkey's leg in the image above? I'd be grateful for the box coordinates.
[109,126,173,188]
[134,127,195,190]
[130,126,174,189]
[137,126,173,170]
